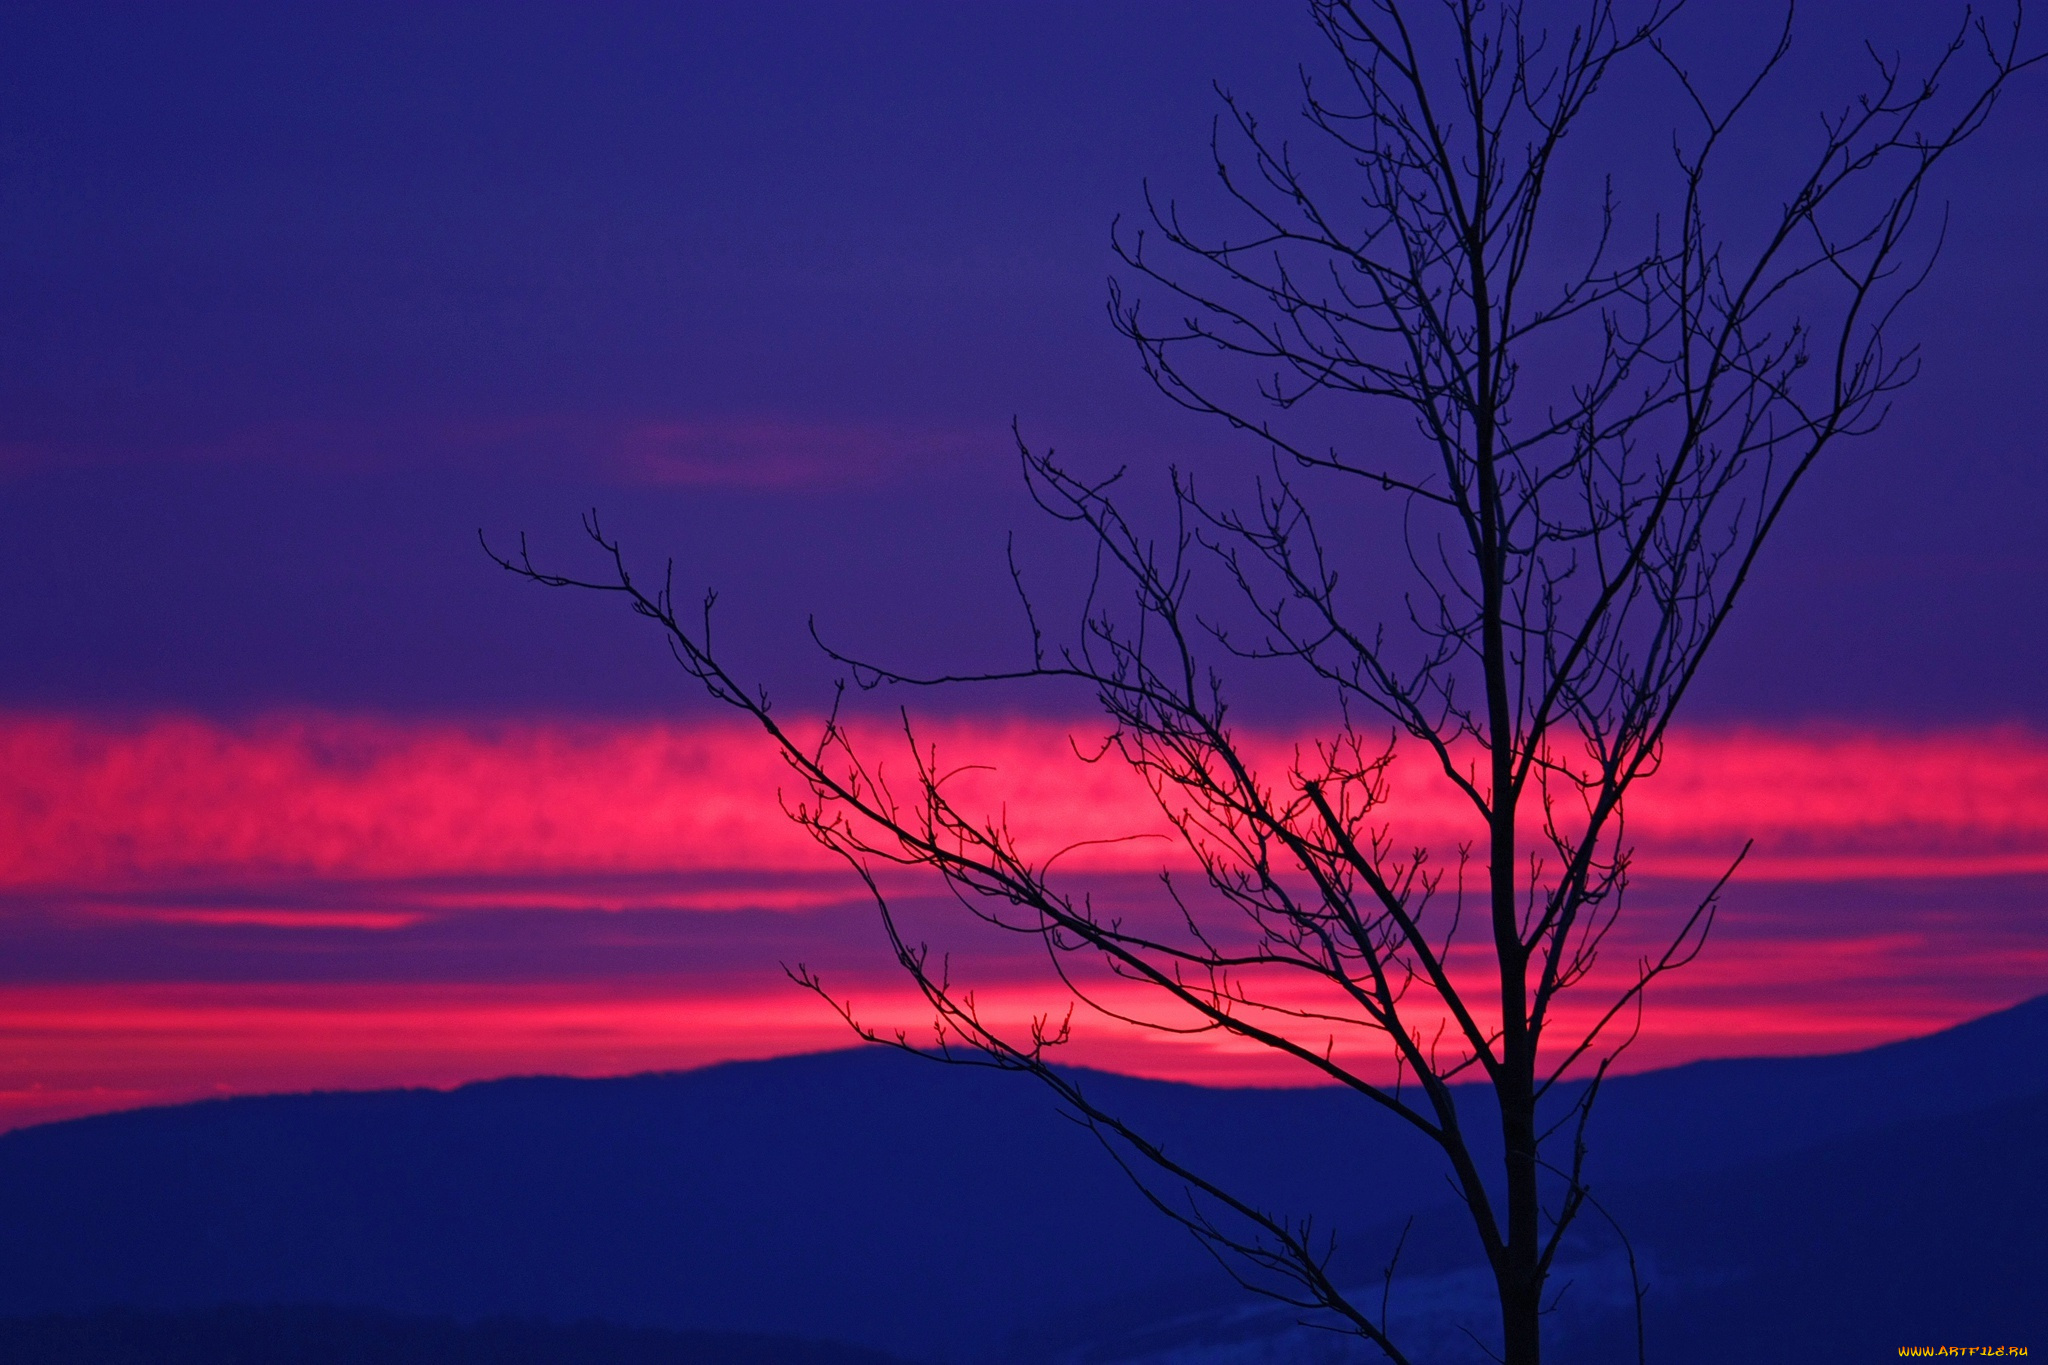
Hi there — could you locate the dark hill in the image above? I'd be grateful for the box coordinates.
[0,1304,911,1365]
[1029,1084,2048,1365]
[0,994,2041,1362]
[1569,989,2048,1180]
[1616,1084,2048,1361]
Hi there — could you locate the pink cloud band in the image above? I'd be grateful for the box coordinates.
[0,710,2041,1131]
[4,712,2044,887]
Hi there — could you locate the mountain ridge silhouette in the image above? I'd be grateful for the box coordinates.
[2,994,2041,1362]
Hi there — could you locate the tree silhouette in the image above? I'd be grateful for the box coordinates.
[492,3,2035,1360]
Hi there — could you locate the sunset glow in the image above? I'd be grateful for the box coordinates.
[6,712,2045,888]
[2,710,2041,1130]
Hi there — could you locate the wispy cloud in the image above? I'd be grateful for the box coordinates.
[0,414,981,490]
[615,417,977,488]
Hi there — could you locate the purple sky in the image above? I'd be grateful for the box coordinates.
[3,0,2043,725]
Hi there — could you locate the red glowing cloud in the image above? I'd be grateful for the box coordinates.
[0,712,822,886]
[2,712,2043,888]
[1,710,2042,1131]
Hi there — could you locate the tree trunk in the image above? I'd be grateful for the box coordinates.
[1499,1074,1543,1365]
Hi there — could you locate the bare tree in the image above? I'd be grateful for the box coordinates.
[491,3,2034,1360]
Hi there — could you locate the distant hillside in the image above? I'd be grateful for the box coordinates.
[1033,1085,2048,1365]
[1569,990,2048,1180]
[1614,1084,2048,1361]
[0,995,2041,1363]
[0,1305,910,1365]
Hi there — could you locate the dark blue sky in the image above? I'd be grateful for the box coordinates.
[3,0,2043,723]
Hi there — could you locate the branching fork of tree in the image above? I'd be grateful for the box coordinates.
[491,3,2034,1360]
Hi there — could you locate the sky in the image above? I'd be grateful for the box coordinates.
[2,0,2044,1130]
